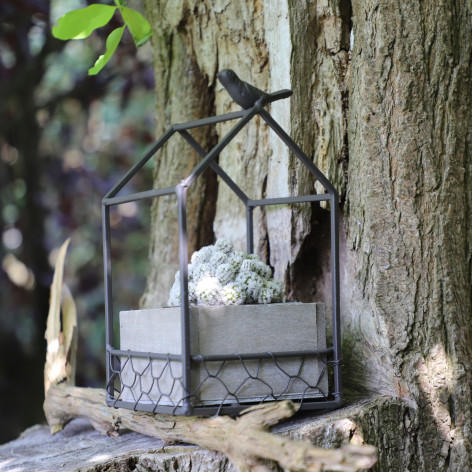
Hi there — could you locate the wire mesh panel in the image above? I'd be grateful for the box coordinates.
[107,349,338,416]
[102,98,342,416]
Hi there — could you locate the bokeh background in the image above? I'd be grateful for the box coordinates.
[0,0,156,443]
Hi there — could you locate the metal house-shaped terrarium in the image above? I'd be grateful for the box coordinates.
[102,75,342,416]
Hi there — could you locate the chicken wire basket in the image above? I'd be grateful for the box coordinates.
[102,88,342,416]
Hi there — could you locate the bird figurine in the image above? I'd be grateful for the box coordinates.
[217,69,292,109]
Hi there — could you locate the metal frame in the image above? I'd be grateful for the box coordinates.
[102,96,342,416]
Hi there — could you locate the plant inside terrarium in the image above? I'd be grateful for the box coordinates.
[168,238,284,306]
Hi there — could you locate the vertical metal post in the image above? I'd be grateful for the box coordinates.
[330,193,342,401]
[246,206,254,254]
[102,203,114,398]
[177,184,192,414]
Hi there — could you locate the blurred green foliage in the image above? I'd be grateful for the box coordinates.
[0,0,155,442]
[52,1,151,74]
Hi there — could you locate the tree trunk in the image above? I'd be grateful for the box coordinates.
[139,4,217,308]
[142,0,350,303]
[142,0,472,469]
[345,0,472,469]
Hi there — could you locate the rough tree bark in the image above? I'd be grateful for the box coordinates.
[345,1,472,469]
[141,0,472,470]
[141,0,350,303]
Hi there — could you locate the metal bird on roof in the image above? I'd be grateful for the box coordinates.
[217,69,292,109]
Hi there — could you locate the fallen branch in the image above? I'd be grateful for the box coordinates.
[44,385,376,472]
[43,240,377,472]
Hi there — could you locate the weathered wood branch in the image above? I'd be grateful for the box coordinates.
[44,386,376,472]
[44,238,77,397]
[43,241,377,471]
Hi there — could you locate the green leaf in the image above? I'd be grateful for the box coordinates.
[120,7,152,47]
[52,4,117,40]
[88,26,125,75]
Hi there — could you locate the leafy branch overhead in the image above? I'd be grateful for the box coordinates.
[52,1,151,75]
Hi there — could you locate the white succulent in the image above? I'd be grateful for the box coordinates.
[228,250,246,272]
[188,263,195,281]
[188,282,198,304]
[169,238,283,306]
[236,271,265,302]
[239,259,255,273]
[191,245,213,265]
[193,263,212,282]
[196,275,222,306]
[210,251,229,267]
[258,286,273,304]
[214,238,234,255]
[253,261,272,279]
[266,280,283,302]
[221,282,246,305]
[215,263,236,286]
[168,279,198,306]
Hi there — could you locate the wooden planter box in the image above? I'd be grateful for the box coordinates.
[119,303,328,406]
